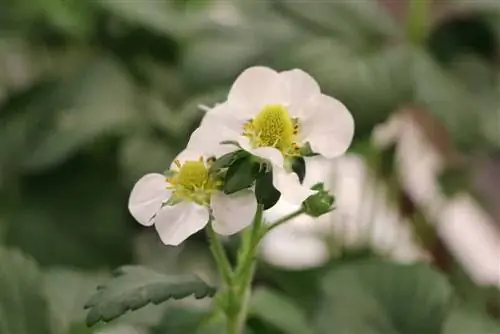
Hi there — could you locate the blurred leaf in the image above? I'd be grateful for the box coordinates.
[23,59,136,172]
[412,50,499,151]
[271,0,399,50]
[84,266,216,326]
[249,287,313,334]
[182,30,262,89]
[97,0,200,39]
[67,323,95,334]
[4,149,135,269]
[315,261,452,334]
[290,42,414,136]
[150,306,209,334]
[443,307,500,334]
[43,268,108,333]
[0,248,54,334]
[0,80,61,181]
[119,133,176,186]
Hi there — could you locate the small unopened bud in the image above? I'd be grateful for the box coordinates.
[302,183,334,217]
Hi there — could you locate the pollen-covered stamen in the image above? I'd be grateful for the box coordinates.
[166,158,220,205]
[243,104,302,156]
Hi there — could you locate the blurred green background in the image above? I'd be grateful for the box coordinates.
[1,0,500,333]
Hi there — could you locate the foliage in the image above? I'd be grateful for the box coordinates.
[1,0,500,333]
[84,266,216,326]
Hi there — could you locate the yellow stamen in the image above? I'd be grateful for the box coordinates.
[166,159,220,205]
[242,104,302,156]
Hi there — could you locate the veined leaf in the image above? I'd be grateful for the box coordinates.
[84,266,216,326]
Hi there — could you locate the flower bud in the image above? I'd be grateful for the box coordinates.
[302,183,334,217]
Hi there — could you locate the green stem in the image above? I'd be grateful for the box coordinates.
[224,205,307,333]
[266,207,305,233]
[206,222,233,286]
[226,205,264,334]
[406,0,431,45]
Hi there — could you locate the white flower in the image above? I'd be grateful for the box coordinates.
[128,149,257,246]
[260,155,427,270]
[188,66,355,205]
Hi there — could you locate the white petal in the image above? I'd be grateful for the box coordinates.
[437,195,500,286]
[301,94,355,159]
[259,224,329,269]
[264,197,301,222]
[203,101,250,129]
[228,66,288,114]
[154,202,209,246]
[187,102,249,158]
[211,190,257,235]
[187,123,238,159]
[238,136,284,168]
[128,173,170,226]
[272,167,315,205]
[302,156,336,190]
[280,69,321,117]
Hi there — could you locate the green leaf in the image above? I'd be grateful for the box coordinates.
[0,248,54,334]
[249,287,313,334]
[443,307,500,334]
[223,156,259,194]
[290,43,414,136]
[4,149,135,269]
[84,266,216,326]
[97,0,200,39]
[22,59,136,172]
[315,261,453,334]
[272,0,399,49]
[255,170,281,210]
[43,268,108,333]
[412,50,498,151]
[150,306,210,334]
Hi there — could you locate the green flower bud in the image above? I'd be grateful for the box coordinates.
[302,183,334,217]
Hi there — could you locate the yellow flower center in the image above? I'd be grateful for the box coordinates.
[243,104,301,156]
[166,157,219,205]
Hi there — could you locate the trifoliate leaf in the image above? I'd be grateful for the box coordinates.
[84,266,216,326]
[255,171,281,210]
[223,156,259,194]
[0,248,54,334]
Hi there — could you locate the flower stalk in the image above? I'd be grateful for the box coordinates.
[206,204,305,333]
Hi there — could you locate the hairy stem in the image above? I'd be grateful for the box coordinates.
[207,222,233,286]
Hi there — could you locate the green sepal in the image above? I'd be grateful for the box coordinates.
[223,155,260,194]
[290,157,306,183]
[209,150,249,174]
[255,171,281,209]
[299,142,319,157]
